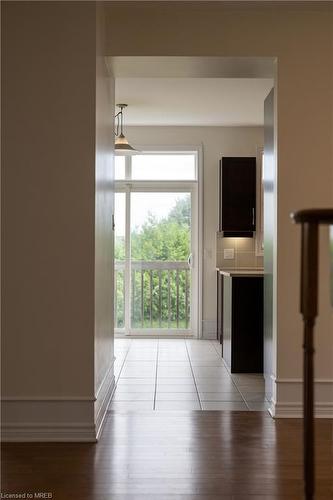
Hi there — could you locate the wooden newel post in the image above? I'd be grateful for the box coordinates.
[291,209,333,500]
[300,222,318,500]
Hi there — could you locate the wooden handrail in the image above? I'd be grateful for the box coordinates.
[291,208,333,500]
[292,208,333,225]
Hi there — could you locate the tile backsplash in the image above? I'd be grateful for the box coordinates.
[216,234,263,269]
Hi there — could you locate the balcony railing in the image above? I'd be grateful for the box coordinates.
[115,261,191,330]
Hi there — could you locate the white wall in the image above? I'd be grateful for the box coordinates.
[2,2,115,441]
[126,126,264,338]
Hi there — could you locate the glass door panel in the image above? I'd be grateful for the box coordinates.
[130,192,191,332]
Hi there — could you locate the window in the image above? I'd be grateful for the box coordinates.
[115,152,197,181]
[132,154,196,180]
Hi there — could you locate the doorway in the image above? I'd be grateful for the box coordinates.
[114,150,201,337]
[110,55,276,410]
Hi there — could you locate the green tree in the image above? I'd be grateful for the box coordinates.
[168,196,191,226]
[115,195,191,328]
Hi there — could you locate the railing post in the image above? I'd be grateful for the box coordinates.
[300,222,318,500]
[291,208,333,500]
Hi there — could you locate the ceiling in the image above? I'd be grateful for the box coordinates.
[110,56,275,79]
[115,77,274,127]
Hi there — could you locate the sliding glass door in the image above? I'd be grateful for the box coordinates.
[114,151,199,336]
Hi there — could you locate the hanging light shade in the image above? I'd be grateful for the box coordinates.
[114,104,137,155]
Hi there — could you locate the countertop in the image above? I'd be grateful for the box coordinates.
[216,268,264,277]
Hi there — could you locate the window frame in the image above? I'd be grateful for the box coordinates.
[114,146,203,338]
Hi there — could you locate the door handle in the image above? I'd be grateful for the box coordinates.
[112,214,115,231]
[187,253,193,267]
[252,208,255,227]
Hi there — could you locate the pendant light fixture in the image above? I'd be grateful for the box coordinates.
[114,103,137,155]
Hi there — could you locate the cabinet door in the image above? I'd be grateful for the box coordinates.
[231,277,263,373]
[221,157,256,235]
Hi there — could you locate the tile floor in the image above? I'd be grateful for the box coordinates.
[110,338,270,412]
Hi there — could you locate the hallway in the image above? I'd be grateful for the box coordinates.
[112,339,268,411]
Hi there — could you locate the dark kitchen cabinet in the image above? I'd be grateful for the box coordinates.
[222,275,263,373]
[219,157,256,237]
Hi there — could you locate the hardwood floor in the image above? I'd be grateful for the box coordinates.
[1,411,332,499]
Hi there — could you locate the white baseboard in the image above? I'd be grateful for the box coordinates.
[94,365,116,440]
[1,363,116,442]
[2,423,97,442]
[1,381,116,442]
[268,377,333,418]
[269,401,333,419]
[1,399,96,442]
[202,319,217,340]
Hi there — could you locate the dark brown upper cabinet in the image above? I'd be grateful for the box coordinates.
[219,157,256,237]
